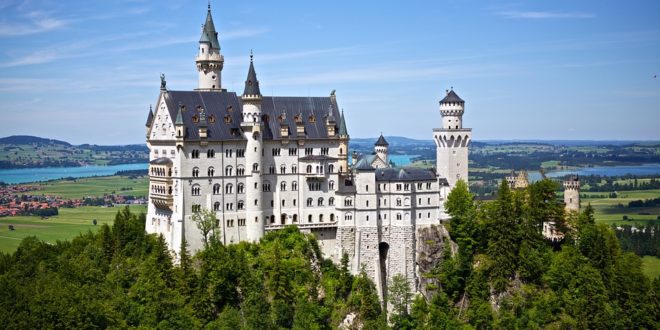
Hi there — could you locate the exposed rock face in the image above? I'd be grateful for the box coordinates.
[416,224,454,299]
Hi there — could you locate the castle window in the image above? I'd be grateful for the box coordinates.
[225,184,233,194]
[191,184,201,196]
[344,198,353,207]
[305,148,313,156]
[308,115,315,123]
[192,167,199,177]
[330,214,335,222]
[319,214,324,222]
[280,181,287,191]
[238,200,244,210]
[428,212,431,218]
[396,184,402,191]
[225,166,233,176]
[321,147,329,155]
[225,149,233,158]
[282,199,286,207]
[280,165,286,174]
[255,199,258,206]
[208,115,216,123]
[214,202,220,211]
[328,164,334,173]
[192,115,199,123]
[293,199,297,206]
[226,203,233,211]
[404,184,410,191]
[262,182,271,192]
[293,214,298,223]
[207,149,215,158]
[237,183,244,194]
[291,165,297,173]
[307,198,313,207]
[329,181,335,190]
[269,165,275,174]
[427,182,432,189]
[208,167,215,177]
[238,219,246,226]
[224,115,231,124]
[272,148,281,156]
[306,165,312,173]
[192,204,201,213]
[237,166,245,176]
[345,213,353,221]
[397,213,402,220]
[428,197,431,204]
[417,183,422,190]
[192,149,200,158]
[329,197,335,206]
[318,197,324,206]
[292,181,298,191]
[366,185,369,192]
[308,215,313,223]
[396,198,402,206]
[213,184,221,195]
[289,148,297,156]
[253,163,259,172]
[237,149,245,157]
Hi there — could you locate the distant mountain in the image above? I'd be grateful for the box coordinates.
[0,135,71,146]
[351,136,434,146]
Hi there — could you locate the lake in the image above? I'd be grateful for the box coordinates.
[0,163,148,184]
[529,164,660,182]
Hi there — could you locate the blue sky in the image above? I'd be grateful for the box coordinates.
[0,0,659,144]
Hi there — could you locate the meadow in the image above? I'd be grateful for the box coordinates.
[26,175,149,199]
[0,205,146,253]
[583,189,660,225]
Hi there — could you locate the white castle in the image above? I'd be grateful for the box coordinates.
[145,5,471,301]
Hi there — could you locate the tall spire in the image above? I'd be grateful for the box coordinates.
[175,107,184,125]
[338,109,349,137]
[242,51,261,97]
[199,2,220,49]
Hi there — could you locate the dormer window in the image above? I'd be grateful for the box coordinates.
[308,115,315,123]
[192,115,199,123]
[227,105,233,112]
[208,115,216,123]
[224,115,232,124]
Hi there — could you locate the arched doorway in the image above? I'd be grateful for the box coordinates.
[379,242,390,309]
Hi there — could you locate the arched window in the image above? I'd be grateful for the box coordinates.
[237,166,245,176]
[319,214,324,222]
[318,197,324,206]
[225,183,233,194]
[307,198,313,207]
[308,214,313,223]
[214,202,220,211]
[237,183,244,194]
[329,180,335,190]
[293,214,298,223]
[330,213,335,222]
[208,167,215,177]
[213,184,221,195]
[292,181,298,191]
[280,164,286,174]
[238,200,244,210]
[292,165,297,173]
[328,164,334,173]
[252,163,259,172]
[329,197,335,206]
[345,212,353,221]
[280,181,287,191]
[225,166,233,176]
[396,198,402,206]
[191,184,201,196]
[192,167,199,177]
[306,165,312,173]
[344,198,353,206]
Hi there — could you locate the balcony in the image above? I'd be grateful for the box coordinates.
[151,192,173,210]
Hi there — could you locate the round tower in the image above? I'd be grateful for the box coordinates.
[195,4,224,91]
[433,87,471,189]
[374,133,389,166]
[563,175,580,212]
[241,53,264,241]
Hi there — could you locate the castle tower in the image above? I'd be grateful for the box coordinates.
[241,53,264,241]
[433,88,471,189]
[195,4,224,91]
[374,134,389,166]
[563,175,580,212]
[337,110,350,174]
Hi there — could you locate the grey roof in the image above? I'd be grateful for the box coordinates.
[375,167,436,182]
[375,134,388,146]
[175,107,183,125]
[440,90,464,104]
[146,107,154,127]
[150,157,173,165]
[354,157,376,171]
[199,6,220,49]
[300,155,338,161]
[338,110,348,136]
[160,90,340,142]
[242,58,261,97]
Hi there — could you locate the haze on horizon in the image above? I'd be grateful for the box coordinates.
[0,0,658,145]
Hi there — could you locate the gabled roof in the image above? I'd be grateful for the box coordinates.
[375,134,388,146]
[375,167,436,182]
[242,56,261,97]
[354,156,376,171]
[440,89,464,104]
[159,91,341,142]
[199,5,220,49]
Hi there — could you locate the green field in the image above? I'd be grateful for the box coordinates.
[26,175,149,199]
[0,205,146,253]
[583,189,660,225]
[642,256,660,280]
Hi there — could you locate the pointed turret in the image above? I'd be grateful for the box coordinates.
[145,105,154,127]
[175,107,184,125]
[195,3,224,91]
[374,133,389,166]
[242,52,261,98]
[375,133,388,146]
[338,110,349,137]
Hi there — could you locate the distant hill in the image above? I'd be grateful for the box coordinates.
[351,136,434,146]
[0,135,71,146]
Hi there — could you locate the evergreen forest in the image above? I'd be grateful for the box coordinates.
[0,179,657,329]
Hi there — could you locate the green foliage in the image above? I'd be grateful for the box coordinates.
[192,208,219,248]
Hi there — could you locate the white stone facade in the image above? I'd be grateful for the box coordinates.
[144,6,470,303]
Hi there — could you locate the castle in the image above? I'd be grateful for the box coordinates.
[144,5,470,301]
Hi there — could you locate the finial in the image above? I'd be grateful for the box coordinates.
[250,49,253,62]
[208,0,211,11]
[451,86,453,90]
[160,73,166,90]
[149,104,152,112]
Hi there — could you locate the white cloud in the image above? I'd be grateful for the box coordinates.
[0,14,67,36]
[497,11,595,19]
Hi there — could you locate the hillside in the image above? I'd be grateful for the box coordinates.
[0,135,148,169]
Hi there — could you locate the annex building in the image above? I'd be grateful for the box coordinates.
[145,5,471,301]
